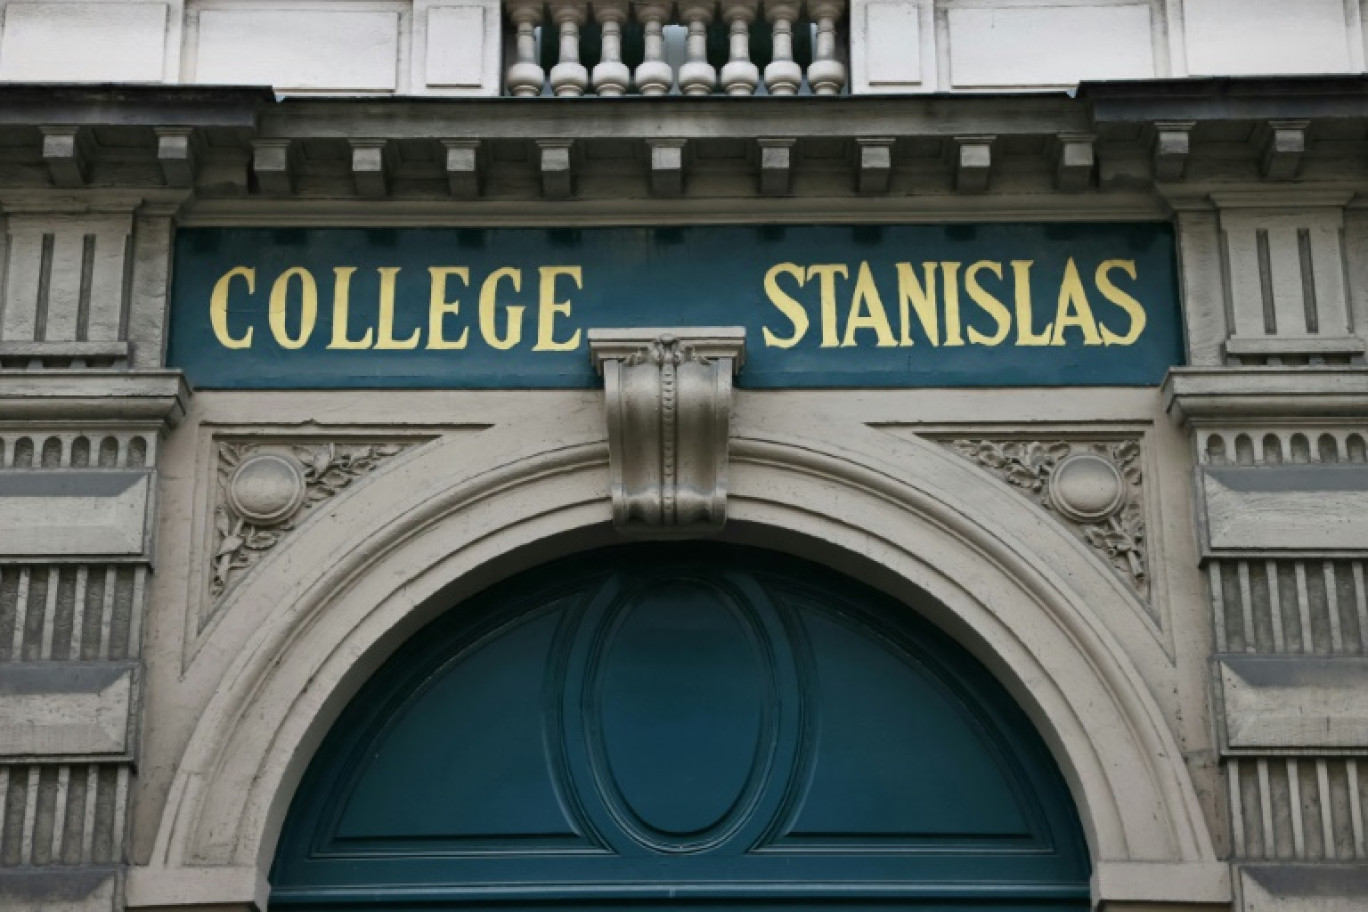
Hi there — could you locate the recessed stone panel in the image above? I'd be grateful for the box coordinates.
[856,0,922,91]
[194,9,400,91]
[0,2,168,83]
[424,5,492,89]
[1184,0,1353,76]
[947,5,1155,88]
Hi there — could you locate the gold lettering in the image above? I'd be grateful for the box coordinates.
[374,267,419,350]
[895,262,938,347]
[534,266,582,352]
[843,261,897,348]
[426,267,471,350]
[210,266,255,349]
[479,267,525,350]
[1011,260,1052,346]
[326,267,373,350]
[1096,259,1147,346]
[268,267,317,350]
[965,260,1010,346]
[941,262,965,347]
[762,263,809,349]
[1051,257,1102,346]
[807,264,849,349]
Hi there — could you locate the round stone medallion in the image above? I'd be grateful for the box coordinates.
[1048,453,1126,523]
[227,453,307,525]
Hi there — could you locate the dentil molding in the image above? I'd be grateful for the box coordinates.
[589,327,745,536]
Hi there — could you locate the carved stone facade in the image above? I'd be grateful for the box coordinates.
[0,54,1367,912]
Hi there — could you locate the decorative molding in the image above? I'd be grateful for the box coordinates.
[947,438,1148,598]
[589,328,745,536]
[210,441,412,605]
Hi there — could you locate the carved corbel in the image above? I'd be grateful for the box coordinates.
[589,328,746,536]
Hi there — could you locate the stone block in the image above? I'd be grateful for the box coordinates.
[0,867,119,912]
[0,471,151,558]
[0,2,168,83]
[0,663,136,757]
[1220,656,1368,751]
[1199,465,1368,553]
[1240,864,1368,911]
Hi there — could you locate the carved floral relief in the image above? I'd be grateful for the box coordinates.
[210,440,412,605]
[947,439,1148,599]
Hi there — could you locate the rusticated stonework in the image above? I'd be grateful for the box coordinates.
[210,441,414,605]
[946,439,1148,599]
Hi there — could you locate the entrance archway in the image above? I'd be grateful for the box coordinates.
[270,544,1090,910]
[134,422,1228,910]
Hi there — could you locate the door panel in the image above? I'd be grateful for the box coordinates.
[271,545,1090,910]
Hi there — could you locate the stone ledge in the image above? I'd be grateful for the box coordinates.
[1163,367,1368,424]
[1091,860,1232,908]
[125,865,269,912]
[0,371,189,425]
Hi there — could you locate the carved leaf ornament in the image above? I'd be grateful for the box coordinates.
[211,441,408,602]
[950,439,1148,597]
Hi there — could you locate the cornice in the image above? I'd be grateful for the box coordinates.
[0,371,191,427]
[1,80,1368,205]
[1163,367,1368,425]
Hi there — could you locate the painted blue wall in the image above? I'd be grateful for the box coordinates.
[169,223,1182,389]
[271,545,1090,911]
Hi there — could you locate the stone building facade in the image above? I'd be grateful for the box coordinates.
[1,3,1368,912]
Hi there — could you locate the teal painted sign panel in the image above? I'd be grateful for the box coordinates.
[169,223,1182,389]
[270,544,1090,911]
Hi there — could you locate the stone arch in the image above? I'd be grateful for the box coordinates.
[135,421,1228,909]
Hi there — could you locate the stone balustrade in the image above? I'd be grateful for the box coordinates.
[504,0,846,97]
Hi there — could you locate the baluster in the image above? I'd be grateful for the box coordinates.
[764,2,802,96]
[505,0,545,97]
[806,0,846,96]
[593,0,631,96]
[549,0,590,97]
[720,0,759,96]
[634,1,674,96]
[678,1,717,96]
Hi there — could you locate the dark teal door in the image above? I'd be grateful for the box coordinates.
[271,545,1090,911]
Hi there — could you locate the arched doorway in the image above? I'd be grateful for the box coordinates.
[269,544,1089,910]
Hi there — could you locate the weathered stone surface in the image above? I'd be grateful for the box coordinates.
[0,664,136,756]
[0,471,151,558]
[1200,465,1368,553]
[1220,656,1368,750]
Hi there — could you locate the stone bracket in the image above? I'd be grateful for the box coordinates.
[589,327,745,536]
